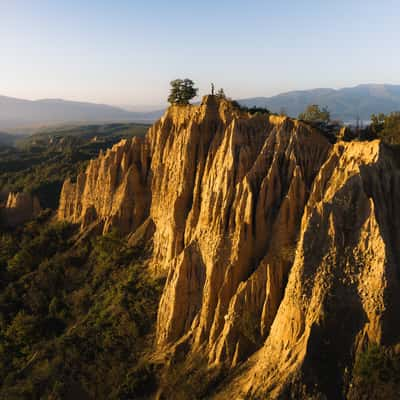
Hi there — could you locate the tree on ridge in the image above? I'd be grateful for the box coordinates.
[168,79,198,105]
[299,104,330,122]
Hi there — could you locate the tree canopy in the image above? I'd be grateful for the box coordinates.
[168,79,198,105]
[299,104,330,122]
[370,112,400,145]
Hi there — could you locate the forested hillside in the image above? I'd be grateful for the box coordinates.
[0,123,149,209]
[0,214,163,399]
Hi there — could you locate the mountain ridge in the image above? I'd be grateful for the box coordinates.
[239,83,400,122]
[0,94,164,131]
[2,83,400,131]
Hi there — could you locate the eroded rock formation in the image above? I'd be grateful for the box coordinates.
[58,96,400,399]
[0,191,41,227]
[58,136,151,234]
[214,140,400,399]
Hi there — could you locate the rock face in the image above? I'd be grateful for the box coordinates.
[58,96,400,398]
[58,137,151,234]
[0,191,41,227]
[215,140,400,399]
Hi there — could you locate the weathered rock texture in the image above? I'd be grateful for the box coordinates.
[58,96,400,399]
[58,137,151,234]
[0,191,41,226]
[213,140,400,399]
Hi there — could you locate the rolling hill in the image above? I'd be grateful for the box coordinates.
[0,95,163,130]
[239,84,400,122]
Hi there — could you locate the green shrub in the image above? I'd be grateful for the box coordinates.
[353,344,400,384]
[117,361,159,399]
[0,219,164,399]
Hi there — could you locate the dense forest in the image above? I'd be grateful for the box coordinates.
[0,212,165,399]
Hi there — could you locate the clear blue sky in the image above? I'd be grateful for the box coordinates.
[1,0,399,107]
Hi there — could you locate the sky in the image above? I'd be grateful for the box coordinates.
[0,0,399,108]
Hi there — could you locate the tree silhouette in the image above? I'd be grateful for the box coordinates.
[168,79,198,105]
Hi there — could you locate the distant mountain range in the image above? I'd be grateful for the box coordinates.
[0,95,164,131]
[2,84,400,132]
[239,84,400,122]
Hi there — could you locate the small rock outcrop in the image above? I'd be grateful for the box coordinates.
[57,96,400,398]
[0,191,41,227]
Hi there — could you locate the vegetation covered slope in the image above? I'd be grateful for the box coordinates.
[0,213,163,399]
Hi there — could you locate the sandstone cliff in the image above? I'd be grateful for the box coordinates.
[58,96,400,399]
[58,136,151,234]
[0,191,41,227]
[214,140,400,399]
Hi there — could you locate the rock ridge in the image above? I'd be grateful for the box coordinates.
[57,96,400,398]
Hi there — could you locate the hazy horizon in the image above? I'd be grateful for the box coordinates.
[1,0,399,106]
[1,82,400,111]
